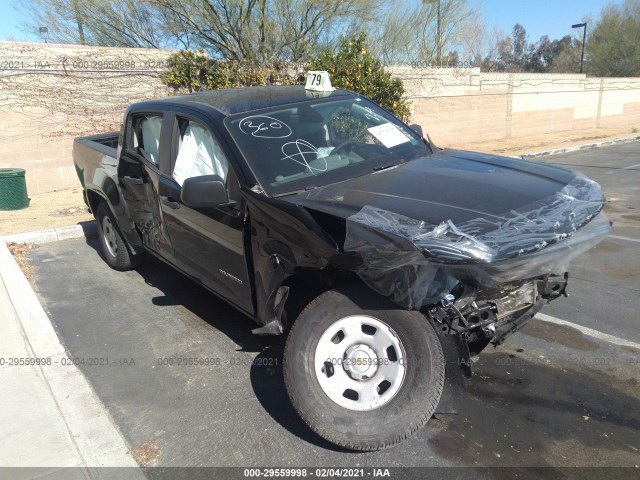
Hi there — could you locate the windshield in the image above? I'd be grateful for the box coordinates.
[224,96,431,196]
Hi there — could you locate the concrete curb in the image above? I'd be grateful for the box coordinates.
[0,238,142,471]
[1,221,97,245]
[519,135,640,159]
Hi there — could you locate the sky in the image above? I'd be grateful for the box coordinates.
[470,0,621,42]
[0,0,33,42]
[0,0,623,44]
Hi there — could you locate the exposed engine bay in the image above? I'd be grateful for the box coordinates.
[424,274,569,376]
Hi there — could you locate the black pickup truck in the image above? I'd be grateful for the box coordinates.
[73,84,610,451]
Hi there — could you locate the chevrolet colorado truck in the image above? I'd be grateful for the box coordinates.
[73,82,610,451]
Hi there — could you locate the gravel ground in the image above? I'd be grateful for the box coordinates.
[0,187,92,236]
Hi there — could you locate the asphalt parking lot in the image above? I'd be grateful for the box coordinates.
[26,142,640,474]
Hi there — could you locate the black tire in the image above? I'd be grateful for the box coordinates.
[283,287,445,451]
[95,202,143,271]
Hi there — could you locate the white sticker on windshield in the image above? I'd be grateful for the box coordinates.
[367,123,410,148]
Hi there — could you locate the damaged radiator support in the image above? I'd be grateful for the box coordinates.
[424,273,569,377]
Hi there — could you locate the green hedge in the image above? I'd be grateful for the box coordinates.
[309,33,410,121]
[162,34,410,121]
[162,50,303,92]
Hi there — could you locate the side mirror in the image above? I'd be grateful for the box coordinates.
[181,175,228,208]
[409,123,424,138]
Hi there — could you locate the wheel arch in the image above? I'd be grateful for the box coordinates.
[280,269,385,332]
[91,191,145,255]
[85,188,104,216]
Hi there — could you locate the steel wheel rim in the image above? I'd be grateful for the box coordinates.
[314,315,406,411]
[102,216,118,257]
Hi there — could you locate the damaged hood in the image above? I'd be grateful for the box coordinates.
[286,149,607,262]
[287,149,580,225]
[278,149,610,309]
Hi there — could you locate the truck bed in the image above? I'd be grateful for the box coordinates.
[74,132,119,158]
[73,132,120,202]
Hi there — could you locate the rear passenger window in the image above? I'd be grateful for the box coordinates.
[131,114,162,166]
[173,118,229,187]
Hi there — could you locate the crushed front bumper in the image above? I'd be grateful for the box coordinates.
[425,273,570,379]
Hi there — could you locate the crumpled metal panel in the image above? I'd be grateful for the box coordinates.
[344,172,611,309]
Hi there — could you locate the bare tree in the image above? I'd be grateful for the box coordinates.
[148,0,377,61]
[21,0,374,58]
[21,0,494,69]
[361,0,481,66]
[21,0,176,48]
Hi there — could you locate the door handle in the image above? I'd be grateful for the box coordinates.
[161,196,180,209]
[123,175,144,185]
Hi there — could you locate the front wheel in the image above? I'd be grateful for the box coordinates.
[283,287,445,451]
[96,202,143,271]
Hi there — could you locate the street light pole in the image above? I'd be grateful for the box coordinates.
[572,22,587,73]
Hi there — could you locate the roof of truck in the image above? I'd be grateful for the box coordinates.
[152,85,354,115]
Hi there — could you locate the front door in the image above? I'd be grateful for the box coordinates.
[159,114,254,314]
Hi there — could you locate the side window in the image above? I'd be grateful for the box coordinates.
[173,118,229,187]
[131,114,162,166]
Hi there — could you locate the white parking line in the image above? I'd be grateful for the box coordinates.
[606,162,640,174]
[608,234,640,244]
[622,162,640,169]
[536,313,640,350]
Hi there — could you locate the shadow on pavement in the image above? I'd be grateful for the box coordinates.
[83,234,337,449]
[84,235,270,353]
[430,350,640,470]
[77,234,640,466]
[249,342,351,451]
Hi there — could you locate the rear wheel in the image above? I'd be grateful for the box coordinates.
[283,287,445,450]
[96,202,143,271]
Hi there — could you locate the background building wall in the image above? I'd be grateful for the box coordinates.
[0,42,174,194]
[1,42,640,195]
[393,67,640,147]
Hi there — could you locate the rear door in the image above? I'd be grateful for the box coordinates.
[118,112,175,260]
[159,112,254,314]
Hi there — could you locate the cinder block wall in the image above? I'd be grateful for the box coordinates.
[1,42,640,195]
[391,67,640,147]
[0,42,174,194]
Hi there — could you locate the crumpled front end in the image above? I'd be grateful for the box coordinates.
[344,172,610,309]
[344,172,611,356]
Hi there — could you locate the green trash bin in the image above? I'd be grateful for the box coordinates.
[0,168,29,211]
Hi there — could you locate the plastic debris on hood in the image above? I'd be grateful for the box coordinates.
[344,172,611,309]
